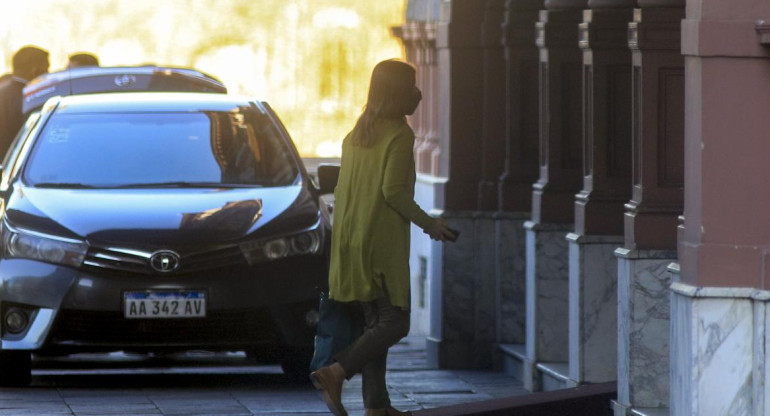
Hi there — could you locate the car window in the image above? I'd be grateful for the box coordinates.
[1,112,42,192]
[23,110,299,188]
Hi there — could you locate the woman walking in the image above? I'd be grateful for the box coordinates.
[310,60,455,416]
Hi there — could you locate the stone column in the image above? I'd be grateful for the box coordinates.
[393,21,436,176]
[523,0,586,391]
[612,1,684,414]
[429,0,497,370]
[474,3,511,364]
[673,0,770,412]
[478,0,508,211]
[495,0,543,351]
[410,22,429,173]
[415,23,441,176]
[567,0,634,387]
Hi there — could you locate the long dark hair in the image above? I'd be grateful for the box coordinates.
[350,59,416,147]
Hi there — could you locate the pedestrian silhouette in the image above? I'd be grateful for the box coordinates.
[0,45,49,158]
[311,59,455,416]
[67,52,99,69]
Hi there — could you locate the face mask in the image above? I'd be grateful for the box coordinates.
[405,88,422,116]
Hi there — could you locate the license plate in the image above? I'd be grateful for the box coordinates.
[124,291,206,319]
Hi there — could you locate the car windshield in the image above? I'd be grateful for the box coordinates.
[24,110,299,188]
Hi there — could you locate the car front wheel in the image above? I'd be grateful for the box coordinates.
[0,350,31,387]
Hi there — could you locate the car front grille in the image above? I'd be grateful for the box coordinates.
[83,245,247,275]
[49,308,277,346]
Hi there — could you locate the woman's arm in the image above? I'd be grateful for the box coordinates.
[381,130,435,230]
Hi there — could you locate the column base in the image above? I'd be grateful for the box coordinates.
[567,233,623,385]
[524,221,571,391]
[495,212,529,344]
[615,249,675,412]
[428,212,502,369]
[671,281,764,415]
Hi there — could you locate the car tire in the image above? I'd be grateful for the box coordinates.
[0,351,31,387]
[280,348,313,383]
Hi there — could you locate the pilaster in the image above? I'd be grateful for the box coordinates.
[415,23,440,177]
[521,0,586,392]
[574,5,633,236]
[498,0,542,213]
[624,6,684,251]
[393,20,440,177]
[613,4,682,415]
[437,0,486,210]
[531,3,586,224]
[478,0,508,211]
[679,0,770,289]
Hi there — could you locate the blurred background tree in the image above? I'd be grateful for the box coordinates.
[0,0,406,157]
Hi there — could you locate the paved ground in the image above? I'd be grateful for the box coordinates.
[0,337,526,415]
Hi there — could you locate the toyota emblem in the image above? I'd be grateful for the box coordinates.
[150,250,180,273]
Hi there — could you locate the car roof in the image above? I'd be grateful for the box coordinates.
[23,65,227,114]
[50,92,261,114]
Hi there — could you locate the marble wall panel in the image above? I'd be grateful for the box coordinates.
[442,215,477,343]
[568,236,622,384]
[617,252,674,410]
[472,214,499,367]
[670,284,755,415]
[434,212,508,368]
[754,301,767,416]
[525,222,571,362]
[496,215,528,344]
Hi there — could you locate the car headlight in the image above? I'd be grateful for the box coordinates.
[3,225,88,268]
[239,226,322,265]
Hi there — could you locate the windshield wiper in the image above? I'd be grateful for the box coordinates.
[32,182,98,189]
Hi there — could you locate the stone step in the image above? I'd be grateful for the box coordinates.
[498,343,526,383]
[630,407,669,416]
[414,381,616,416]
[537,362,570,392]
[611,399,669,416]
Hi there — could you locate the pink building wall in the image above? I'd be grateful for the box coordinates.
[680,0,770,288]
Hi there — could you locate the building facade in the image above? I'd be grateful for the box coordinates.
[395,0,770,414]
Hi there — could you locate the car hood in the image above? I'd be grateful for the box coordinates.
[5,185,317,247]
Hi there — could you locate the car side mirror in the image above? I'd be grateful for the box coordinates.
[317,164,340,195]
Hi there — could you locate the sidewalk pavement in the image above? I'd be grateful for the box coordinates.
[0,336,526,416]
[337,336,529,416]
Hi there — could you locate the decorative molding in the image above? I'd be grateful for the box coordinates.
[583,64,594,175]
[632,66,641,187]
[670,281,770,301]
[756,20,770,46]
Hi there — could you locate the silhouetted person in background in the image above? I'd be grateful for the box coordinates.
[67,52,99,69]
[0,45,49,157]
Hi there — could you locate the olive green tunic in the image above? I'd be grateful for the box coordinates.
[328,119,435,310]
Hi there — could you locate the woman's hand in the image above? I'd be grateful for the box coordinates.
[424,218,457,242]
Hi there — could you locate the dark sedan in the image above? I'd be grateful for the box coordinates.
[0,92,335,386]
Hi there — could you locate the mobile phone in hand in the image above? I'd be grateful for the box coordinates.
[446,227,460,242]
